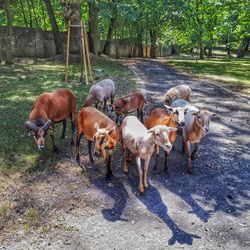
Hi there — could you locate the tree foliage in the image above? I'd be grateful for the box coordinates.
[0,0,249,58]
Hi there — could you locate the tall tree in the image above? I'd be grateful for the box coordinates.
[4,0,13,64]
[43,0,63,54]
[103,0,117,55]
[88,0,100,55]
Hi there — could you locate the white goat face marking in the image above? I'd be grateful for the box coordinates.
[173,107,187,127]
[34,128,45,150]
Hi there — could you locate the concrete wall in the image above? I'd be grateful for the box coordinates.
[0,26,66,58]
[0,26,173,58]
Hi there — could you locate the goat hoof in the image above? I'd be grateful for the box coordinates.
[188,169,193,174]
[191,155,195,160]
[105,173,112,180]
[61,135,65,139]
[70,140,75,145]
[152,169,156,174]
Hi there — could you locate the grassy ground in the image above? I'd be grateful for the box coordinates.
[0,58,135,174]
[166,55,250,95]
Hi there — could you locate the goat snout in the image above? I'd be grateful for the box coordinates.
[203,127,209,133]
[179,122,185,127]
[165,143,172,150]
[37,144,45,150]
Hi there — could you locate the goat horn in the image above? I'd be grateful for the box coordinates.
[42,119,52,131]
[25,121,39,132]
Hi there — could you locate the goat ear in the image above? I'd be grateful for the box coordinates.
[94,122,99,131]
[164,105,173,112]
[184,108,189,112]
[167,126,178,132]
[108,126,116,134]
[123,97,130,104]
[192,112,199,116]
[92,133,97,142]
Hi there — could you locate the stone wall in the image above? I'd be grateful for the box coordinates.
[0,26,173,58]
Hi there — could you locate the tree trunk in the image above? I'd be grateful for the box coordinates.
[137,28,143,57]
[19,0,28,27]
[207,47,212,58]
[31,0,39,27]
[149,29,157,58]
[237,45,245,58]
[88,1,100,55]
[43,0,63,54]
[26,0,33,27]
[5,0,13,64]
[39,0,47,30]
[103,0,117,55]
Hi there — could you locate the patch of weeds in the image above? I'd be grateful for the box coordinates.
[0,201,14,217]
[23,207,40,232]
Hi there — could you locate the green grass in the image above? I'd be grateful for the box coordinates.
[167,57,250,94]
[0,58,135,174]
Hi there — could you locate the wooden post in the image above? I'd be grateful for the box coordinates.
[65,20,71,83]
[80,21,88,85]
[83,21,93,82]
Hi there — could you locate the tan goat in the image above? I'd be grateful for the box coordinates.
[164,85,191,106]
[121,116,177,194]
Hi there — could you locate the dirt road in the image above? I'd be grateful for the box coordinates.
[5,59,250,249]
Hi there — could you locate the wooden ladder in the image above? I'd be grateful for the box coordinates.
[65,20,93,84]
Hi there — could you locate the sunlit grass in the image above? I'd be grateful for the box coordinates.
[0,59,135,174]
[167,57,250,91]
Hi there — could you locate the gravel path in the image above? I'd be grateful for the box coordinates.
[5,59,250,250]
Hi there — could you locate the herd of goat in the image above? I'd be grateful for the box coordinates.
[25,79,213,194]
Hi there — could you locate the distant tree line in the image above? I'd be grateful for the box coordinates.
[0,0,249,64]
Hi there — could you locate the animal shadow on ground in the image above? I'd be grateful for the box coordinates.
[91,174,129,222]
[127,175,201,245]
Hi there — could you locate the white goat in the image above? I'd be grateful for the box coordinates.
[121,116,177,194]
[83,79,115,108]
[164,85,191,106]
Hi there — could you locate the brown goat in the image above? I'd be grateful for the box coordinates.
[76,106,119,179]
[144,107,185,173]
[107,91,146,123]
[182,107,213,174]
[25,89,76,152]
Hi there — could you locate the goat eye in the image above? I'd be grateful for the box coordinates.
[197,116,201,119]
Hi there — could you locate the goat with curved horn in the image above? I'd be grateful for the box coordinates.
[25,121,39,132]
[25,89,76,152]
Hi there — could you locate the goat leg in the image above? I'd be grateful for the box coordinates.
[136,157,144,194]
[164,150,169,175]
[50,127,58,152]
[191,143,199,160]
[184,140,192,174]
[70,115,75,145]
[143,158,150,189]
[61,119,66,139]
[88,140,94,163]
[76,133,82,164]
[111,94,114,104]
[122,140,128,173]
[105,154,112,180]
[153,145,159,174]
[140,109,144,123]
